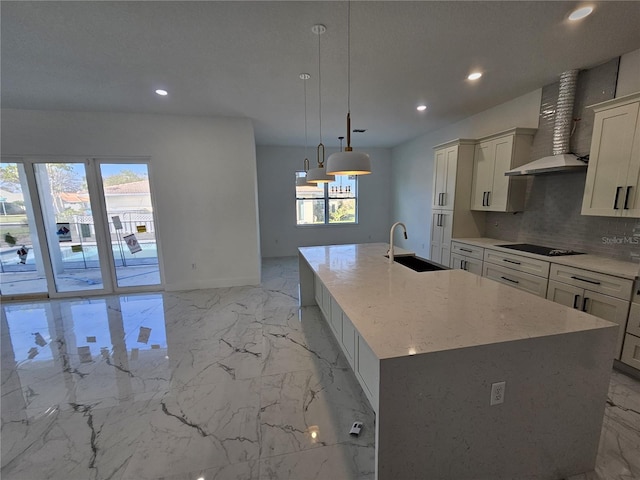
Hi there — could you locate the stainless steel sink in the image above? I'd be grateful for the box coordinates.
[391,255,448,272]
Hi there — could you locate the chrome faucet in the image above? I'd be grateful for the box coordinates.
[388,221,408,264]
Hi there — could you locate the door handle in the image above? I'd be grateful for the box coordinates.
[582,297,590,312]
[624,186,632,209]
[573,294,580,309]
[613,186,622,209]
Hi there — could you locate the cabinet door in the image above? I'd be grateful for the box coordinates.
[621,334,640,370]
[329,296,343,339]
[432,148,447,208]
[583,290,630,359]
[450,253,465,270]
[622,107,640,217]
[465,257,483,275]
[582,101,640,217]
[547,280,583,309]
[489,135,515,211]
[471,141,494,210]
[314,275,323,308]
[440,211,452,266]
[442,146,458,209]
[341,312,357,369]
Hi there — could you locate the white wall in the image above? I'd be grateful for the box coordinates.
[257,146,392,257]
[1,109,261,291]
[391,89,542,258]
[616,48,640,97]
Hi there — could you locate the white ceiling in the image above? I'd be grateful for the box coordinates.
[2,1,639,148]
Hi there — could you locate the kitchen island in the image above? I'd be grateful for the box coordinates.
[299,243,618,480]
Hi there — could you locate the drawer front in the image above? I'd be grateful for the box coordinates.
[549,264,633,301]
[341,312,357,369]
[483,263,548,297]
[621,334,640,370]
[357,336,379,411]
[628,303,640,337]
[451,241,484,260]
[329,297,343,339]
[484,249,550,278]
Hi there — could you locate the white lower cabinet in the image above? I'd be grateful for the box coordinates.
[356,336,379,410]
[341,312,357,369]
[547,279,630,359]
[329,297,343,338]
[483,262,548,297]
[314,275,378,410]
[621,291,640,370]
[430,210,452,266]
[621,334,640,369]
[451,252,483,275]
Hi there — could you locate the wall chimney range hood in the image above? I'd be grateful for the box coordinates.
[506,70,588,176]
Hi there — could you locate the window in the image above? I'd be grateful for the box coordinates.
[295,173,357,225]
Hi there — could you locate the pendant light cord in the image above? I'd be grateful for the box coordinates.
[317,29,323,144]
[347,0,351,115]
[304,77,308,159]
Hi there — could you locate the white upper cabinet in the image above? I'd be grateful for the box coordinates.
[432,145,458,209]
[471,128,536,212]
[582,92,640,218]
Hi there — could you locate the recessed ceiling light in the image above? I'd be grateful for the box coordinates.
[568,6,593,20]
[417,105,427,112]
[467,72,482,80]
[155,89,168,96]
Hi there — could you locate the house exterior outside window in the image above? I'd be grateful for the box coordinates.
[295,173,357,225]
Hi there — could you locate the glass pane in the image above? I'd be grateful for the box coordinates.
[0,162,48,295]
[296,199,325,225]
[34,162,105,293]
[329,198,356,223]
[100,163,160,287]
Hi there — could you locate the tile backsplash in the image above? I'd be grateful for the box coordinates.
[484,58,640,264]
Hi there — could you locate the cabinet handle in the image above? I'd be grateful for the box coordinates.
[464,260,468,270]
[613,186,622,210]
[624,186,632,209]
[460,248,473,253]
[503,258,521,265]
[482,191,487,206]
[441,192,446,206]
[486,191,491,206]
[501,276,519,284]
[582,297,590,312]
[570,275,600,285]
[573,294,580,309]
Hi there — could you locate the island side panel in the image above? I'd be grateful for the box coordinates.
[298,252,316,306]
[377,327,617,480]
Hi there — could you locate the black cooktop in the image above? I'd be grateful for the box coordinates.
[498,243,584,257]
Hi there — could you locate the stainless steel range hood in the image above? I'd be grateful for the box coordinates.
[505,153,587,176]
[505,70,588,176]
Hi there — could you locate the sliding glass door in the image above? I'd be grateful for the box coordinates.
[98,163,161,288]
[0,161,47,296]
[0,157,162,299]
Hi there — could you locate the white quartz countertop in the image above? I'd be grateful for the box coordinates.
[452,237,639,280]
[299,243,616,360]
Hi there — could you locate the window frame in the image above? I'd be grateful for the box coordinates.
[295,173,358,226]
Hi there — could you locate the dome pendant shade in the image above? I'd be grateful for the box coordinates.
[306,166,334,184]
[326,150,371,175]
[326,112,372,175]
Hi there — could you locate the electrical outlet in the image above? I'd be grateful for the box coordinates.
[490,381,506,405]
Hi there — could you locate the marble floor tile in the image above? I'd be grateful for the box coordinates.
[2,255,639,480]
[258,443,375,480]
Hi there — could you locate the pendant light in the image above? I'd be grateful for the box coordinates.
[306,24,335,184]
[296,73,314,187]
[326,1,371,176]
